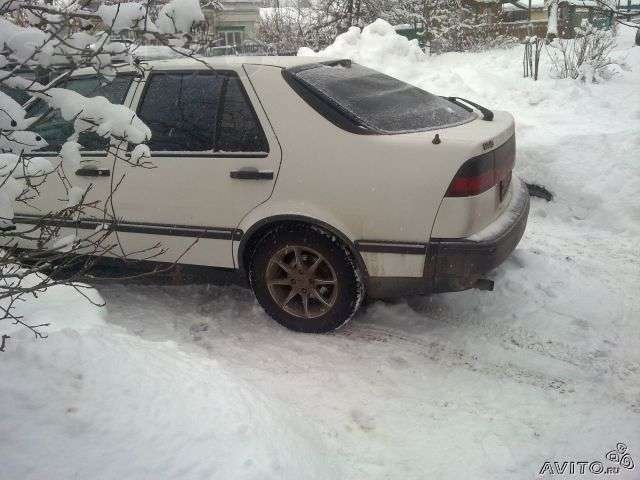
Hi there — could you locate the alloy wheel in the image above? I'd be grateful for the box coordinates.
[265,245,339,319]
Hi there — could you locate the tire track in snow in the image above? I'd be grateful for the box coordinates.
[338,321,640,412]
[334,323,574,394]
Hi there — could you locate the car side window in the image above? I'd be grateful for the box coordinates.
[27,75,133,152]
[137,72,223,151]
[137,70,268,153]
[216,76,268,153]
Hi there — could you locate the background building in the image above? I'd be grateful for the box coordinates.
[200,0,262,45]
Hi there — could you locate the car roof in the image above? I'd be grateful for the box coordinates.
[69,56,340,77]
[146,55,337,69]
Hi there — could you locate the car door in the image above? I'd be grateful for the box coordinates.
[12,73,140,251]
[108,65,282,268]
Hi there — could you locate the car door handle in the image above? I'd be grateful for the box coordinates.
[229,168,273,180]
[76,167,111,177]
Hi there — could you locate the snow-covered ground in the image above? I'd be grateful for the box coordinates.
[2,22,640,480]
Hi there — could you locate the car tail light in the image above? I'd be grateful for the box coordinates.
[446,135,515,198]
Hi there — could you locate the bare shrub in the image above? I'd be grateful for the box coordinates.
[545,22,618,82]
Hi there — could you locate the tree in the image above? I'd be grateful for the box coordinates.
[0,0,205,350]
[256,0,484,54]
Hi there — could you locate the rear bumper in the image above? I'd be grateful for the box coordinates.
[426,178,530,292]
[367,178,530,298]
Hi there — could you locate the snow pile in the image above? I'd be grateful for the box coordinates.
[0,283,335,479]
[299,19,426,77]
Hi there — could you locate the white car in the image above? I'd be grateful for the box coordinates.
[16,56,529,332]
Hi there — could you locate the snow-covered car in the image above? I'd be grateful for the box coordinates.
[15,56,529,332]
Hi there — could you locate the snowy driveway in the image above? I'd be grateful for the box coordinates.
[97,219,639,479]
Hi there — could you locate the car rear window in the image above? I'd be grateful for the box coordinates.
[284,61,476,134]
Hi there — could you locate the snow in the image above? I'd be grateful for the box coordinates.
[0,90,28,130]
[40,87,151,144]
[0,130,48,153]
[97,3,157,33]
[0,281,335,480]
[1,19,640,480]
[60,141,82,172]
[3,26,54,66]
[0,152,52,179]
[157,0,205,35]
[131,143,151,164]
[298,19,425,73]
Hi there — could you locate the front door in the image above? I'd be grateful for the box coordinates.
[12,73,139,252]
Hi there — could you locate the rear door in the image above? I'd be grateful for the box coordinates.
[110,66,281,267]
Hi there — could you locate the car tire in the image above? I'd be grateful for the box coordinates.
[249,225,364,333]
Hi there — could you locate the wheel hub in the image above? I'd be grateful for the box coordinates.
[265,245,339,319]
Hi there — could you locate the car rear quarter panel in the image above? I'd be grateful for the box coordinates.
[238,63,514,277]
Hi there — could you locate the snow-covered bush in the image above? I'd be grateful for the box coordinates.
[0,0,204,349]
[546,22,618,82]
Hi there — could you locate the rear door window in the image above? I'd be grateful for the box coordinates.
[137,70,268,153]
[216,76,268,153]
[27,75,133,151]
[285,61,476,134]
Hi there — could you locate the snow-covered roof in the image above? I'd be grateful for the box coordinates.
[503,0,545,11]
